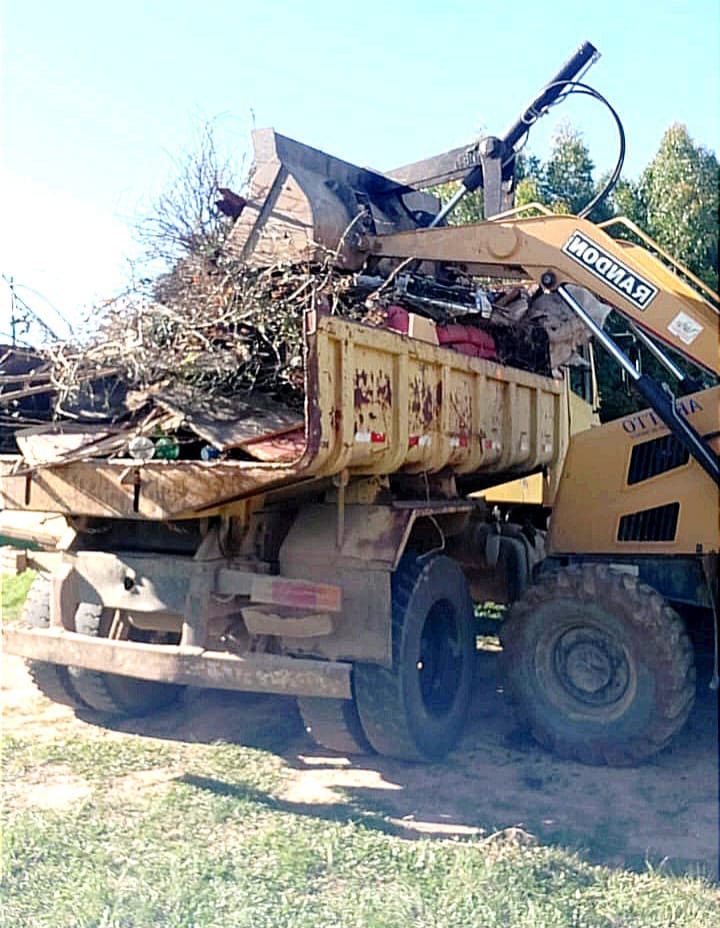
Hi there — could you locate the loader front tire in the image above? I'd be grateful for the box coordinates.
[354,554,476,762]
[67,603,183,717]
[23,575,88,710]
[500,564,696,766]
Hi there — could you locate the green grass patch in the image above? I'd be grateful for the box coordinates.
[2,574,718,925]
[3,733,718,928]
[1,569,36,621]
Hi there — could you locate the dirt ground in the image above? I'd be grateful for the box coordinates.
[3,646,718,875]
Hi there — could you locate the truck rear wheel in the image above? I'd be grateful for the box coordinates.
[298,694,375,755]
[501,564,696,765]
[67,604,183,717]
[354,554,476,762]
[22,575,88,710]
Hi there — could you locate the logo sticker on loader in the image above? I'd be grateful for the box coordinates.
[562,231,658,310]
[667,311,703,345]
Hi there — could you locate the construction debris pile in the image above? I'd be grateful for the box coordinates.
[1,244,606,466]
[1,121,614,466]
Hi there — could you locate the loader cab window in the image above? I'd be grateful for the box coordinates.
[569,342,598,407]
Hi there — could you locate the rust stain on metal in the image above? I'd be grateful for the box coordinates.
[422,385,435,426]
[410,379,422,415]
[354,370,372,408]
[376,372,393,409]
[450,388,472,432]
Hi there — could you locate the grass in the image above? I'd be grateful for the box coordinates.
[1,569,36,621]
[3,733,719,928]
[2,574,719,926]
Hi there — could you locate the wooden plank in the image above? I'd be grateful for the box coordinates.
[0,546,27,574]
[0,366,120,404]
[241,425,305,462]
[16,425,112,467]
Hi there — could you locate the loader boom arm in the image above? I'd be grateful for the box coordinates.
[369,214,719,376]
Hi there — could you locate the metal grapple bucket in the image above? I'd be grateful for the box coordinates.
[225,129,440,271]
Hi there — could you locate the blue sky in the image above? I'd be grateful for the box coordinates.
[1,0,718,340]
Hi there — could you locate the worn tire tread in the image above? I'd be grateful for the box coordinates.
[501,564,696,766]
[22,575,89,710]
[298,695,375,755]
[68,604,182,717]
[354,554,475,762]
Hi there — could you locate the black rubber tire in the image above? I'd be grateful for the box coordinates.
[22,575,89,709]
[67,603,183,717]
[298,693,375,755]
[500,564,696,766]
[354,553,476,762]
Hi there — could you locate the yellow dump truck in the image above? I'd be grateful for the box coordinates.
[3,42,717,766]
[0,308,573,760]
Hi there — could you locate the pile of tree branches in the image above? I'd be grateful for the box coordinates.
[42,251,377,420]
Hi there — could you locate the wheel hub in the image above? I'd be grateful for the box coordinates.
[418,602,463,717]
[553,627,630,707]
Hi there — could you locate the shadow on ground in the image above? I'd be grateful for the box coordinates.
[98,647,719,877]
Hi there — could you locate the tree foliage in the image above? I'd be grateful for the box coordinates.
[429,182,484,225]
[536,123,595,215]
[631,125,718,290]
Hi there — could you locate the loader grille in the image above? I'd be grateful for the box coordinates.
[627,434,689,484]
[617,502,680,542]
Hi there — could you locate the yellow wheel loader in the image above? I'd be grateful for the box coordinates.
[2,42,717,766]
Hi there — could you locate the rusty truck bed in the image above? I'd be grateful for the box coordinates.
[0,315,562,520]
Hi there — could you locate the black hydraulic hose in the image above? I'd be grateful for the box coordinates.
[430,42,600,226]
[514,79,627,219]
[463,42,599,194]
[501,41,599,149]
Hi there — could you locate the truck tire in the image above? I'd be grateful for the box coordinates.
[354,553,476,762]
[500,564,696,766]
[22,575,89,710]
[298,694,375,755]
[67,603,183,717]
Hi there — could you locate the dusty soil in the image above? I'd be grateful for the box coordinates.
[2,647,718,874]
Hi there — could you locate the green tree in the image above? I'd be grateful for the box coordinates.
[538,122,596,215]
[429,181,484,225]
[634,124,719,290]
[431,153,547,223]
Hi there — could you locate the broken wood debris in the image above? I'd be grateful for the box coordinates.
[1,243,604,467]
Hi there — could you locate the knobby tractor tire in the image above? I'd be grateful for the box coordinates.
[297,693,375,755]
[22,575,89,710]
[354,553,476,762]
[500,564,696,766]
[67,603,183,717]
